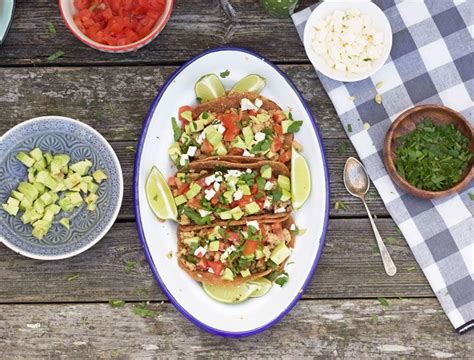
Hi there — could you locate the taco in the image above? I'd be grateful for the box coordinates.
[168,92,301,168]
[169,161,292,226]
[177,216,296,285]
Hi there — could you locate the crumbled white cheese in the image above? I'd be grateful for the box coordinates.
[186,146,197,157]
[246,220,259,230]
[246,169,252,174]
[264,181,274,191]
[227,169,242,177]
[274,207,286,213]
[215,175,223,183]
[213,182,221,192]
[194,246,207,257]
[243,150,255,157]
[221,245,236,261]
[254,132,266,143]
[240,98,258,111]
[208,268,215,274]
[198,209,211,217]
[204,188,216,201]
[196,132,206,144]
[264,197,272,209]
[233,190,243,201]
[204,175,216,186]
[179,154,189,166]
[216,124,226,134]
[290,224,296,231]
[254,98,263,109]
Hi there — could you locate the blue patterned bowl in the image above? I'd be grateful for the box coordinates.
[0,116,123,260]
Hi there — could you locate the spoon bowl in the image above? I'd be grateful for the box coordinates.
[343,157,370,197]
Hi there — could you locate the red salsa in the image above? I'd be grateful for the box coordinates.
[73,0,166,46]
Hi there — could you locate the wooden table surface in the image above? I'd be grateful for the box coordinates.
[1,1,472,358]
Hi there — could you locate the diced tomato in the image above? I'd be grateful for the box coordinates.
[220,113,240,142]
[210,195,219,206]
[188,197,200,209]
[197,257,208,270]
[273,111,286,123]
[196,178,207,187]
[251,184,258,195]
[271,222,283,236]
[74,0,90,10]
[201,139,214,154]
[177,183,190,196]
[238,195,254,209]
[207,261,224,276]
[167,176,177,187]
[279,150,291,163]
[218,241,227,251]
[248,110,257,117]
[274,124,283,136]
[227,232,240,243]
[178,105,193,122]
[229,147,244,155]
[271,137,282,152]
[243,240,258,255]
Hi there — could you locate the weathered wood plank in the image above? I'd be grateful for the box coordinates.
[0,219,430,303]
[1,0,314,66]
[0,65,344,140]
[110,139,389,221]
[1,299,471,359]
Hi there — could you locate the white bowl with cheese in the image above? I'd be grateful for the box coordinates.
[303,1,392,82]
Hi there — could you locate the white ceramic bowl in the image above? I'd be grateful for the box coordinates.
[58,0,174,53]
[303,1,392,82]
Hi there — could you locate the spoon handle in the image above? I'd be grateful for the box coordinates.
[362,198,397,276]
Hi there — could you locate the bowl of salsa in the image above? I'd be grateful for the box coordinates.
[59,0,174,53]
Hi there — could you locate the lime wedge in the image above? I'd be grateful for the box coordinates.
[249,278,273,297]
[195,74,226,102]
[145,166,177,221]
[203,282,259,304]
[231,74,266,94]
[291,146,311,210]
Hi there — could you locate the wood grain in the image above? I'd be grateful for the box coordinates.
[1,0,315,66]
[0,219,429,303]
[1,299,472,359]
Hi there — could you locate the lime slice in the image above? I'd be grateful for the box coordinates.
[195,74,226,102]
[145,166,177,221]
[231,74,266,94]
[248,278,273,297]
[291,146,311,210]
[203,282,259,304]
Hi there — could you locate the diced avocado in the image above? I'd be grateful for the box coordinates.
[11,190,24,201]
[185,183,201,199]
[33,156,47,171]
[270,242,291,265]
[32,220,52,240]
[69,160,92,176]
[281,189,291,202]
[240,269,251,278]
[242,126,254,146]
[218,210,232,220]
[92,170,108,184]
[71,181,88,193]
[205,127,223,146]
[2,197,20,216]
[87,182,99,194]
[60,166,69,175]
[64,173,82,189]
[255,248,264,260]
[29,148,43,161]
[39,192,53,206]
[183,236,200,247]
[59,217,70,229]
[277,175,291,191]
[87,203,96,211]
[52,172,65,182]
[33,181,46,194]
[256,113,270,123]
[184,124,191,134]
[44,152,53,165]
[82,176,93,183]
[27,168,35,183]
[223,190,233,204]
[85,193,98,206]
[221,268,234,281]
[230,206,244,220]
[190,119,205,133]
[180,110,193,122]
[53,181,67,193]
[208,226,223,240]
[231,136,246,149]
[208,240,219,252]
[46,204,61,215]
[261,165,272,179]
[282,120,294,134]
[16,152,35,167]
[18,182,39,202]
[58,197,74,212]
[265,150,276,159]
[199,111,214,124]
[238,184,251,196]
[214,142,228,156]
[174,195,187,206]
[36,170,58,190]
[50,154,70,175]
[245,202,261,215]
[19,197,33,211]
[65,192,83,207]
[33,199,45,214]
[49,192,59,204]
[42,208,55,222]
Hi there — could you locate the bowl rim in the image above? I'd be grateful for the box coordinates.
[383,104,474,199]
[58,0,174,53]
[0,116,124,260]
[303,1,393,82]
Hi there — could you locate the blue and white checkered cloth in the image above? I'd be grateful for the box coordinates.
[293,0,473,334]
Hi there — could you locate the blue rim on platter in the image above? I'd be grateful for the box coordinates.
[0,0,15,45]
[133,46,330,337]
[0,116,123,260]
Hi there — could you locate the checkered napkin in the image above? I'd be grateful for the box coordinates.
[292,0,473,334]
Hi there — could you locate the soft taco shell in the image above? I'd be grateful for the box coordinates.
[177,216,296,286]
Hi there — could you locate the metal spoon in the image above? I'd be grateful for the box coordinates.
[343,157,397,276]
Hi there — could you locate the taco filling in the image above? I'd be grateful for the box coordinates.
[170,165,292,225]
[168,94,302,168]
[178,220,295,282]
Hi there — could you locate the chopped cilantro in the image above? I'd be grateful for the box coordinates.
[385,236,396,245]
[220,70,230,78]
[334,201,348,211]
[371,314,378,325]
[286,120,303,133]
[468,193,474,201]
[377,297,389,307]
[347,123,353,133]
[48,21,57,34]
[133,302,157,318]
[124,260,137,273]
[196,97,202,104]
[272,188,282,202]
[67,274,80,281]
[405,266,416,272]
[109,300,125,308]
[48,50,64,61]
[337,141,349,154]
[171,117,182,142]
[275,272,289,287]
[126,145,136,153]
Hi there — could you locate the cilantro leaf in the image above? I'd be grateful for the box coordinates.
[275,272,289,287]
[220,70,230,78]
[171,117,182,141]
[133,302,157,318]
[109,300,125,308]
[48,50,64,61]
[286,120,303,133]
[377,297,389,307]
[48,21,57,34]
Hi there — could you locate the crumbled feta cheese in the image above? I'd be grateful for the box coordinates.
[208,268,215,274]
[196,132,206,145]
[240,98,258,111]
[246,169,252,174]
[254,132,266,143]
[179,154,189,166]
[246,220,259,230]
[215,175,223,183]
[213,182,221,192]
[204,188,216,201]
[198,209,211,217]
[221,245,236,261]
[186,146,197,157]
[227,169,242,177]
[254,98,263,109]
[290,224,296,231]
[264,198,272,209]
[194,246,207,257]
[264,181,274,191]
[204,175,216,186]
[233,190,243,201]
[216,124,226,134]
[274,207,286,214]
[243,150,255,157]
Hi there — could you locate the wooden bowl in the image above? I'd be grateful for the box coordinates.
[384,104,473,199]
